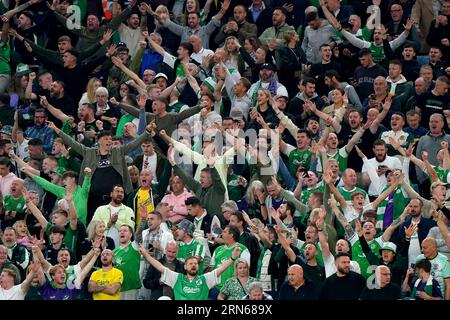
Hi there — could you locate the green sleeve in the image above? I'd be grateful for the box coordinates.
[362,27,373,41]
[130,48,145,74]
[108,6,132,30]
[33,176,66,198]
[155,159,171,199]
[80,175,91,197]
[173,165,200,195]
[74,0,87,21]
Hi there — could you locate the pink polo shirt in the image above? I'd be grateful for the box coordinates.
[161,190,193,224]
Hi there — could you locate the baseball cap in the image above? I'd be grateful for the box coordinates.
[379,242,397,254]
[260,62,276,71]
[176,219,195,236]
[16,63,32,76]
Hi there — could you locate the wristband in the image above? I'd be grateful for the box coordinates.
[231,256,237,261]
[317,229,323,232]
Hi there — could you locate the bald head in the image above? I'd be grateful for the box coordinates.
[287,264,304,287]
[421,237,438,259]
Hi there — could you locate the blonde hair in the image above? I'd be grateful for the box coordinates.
[246,180,266,206]
[87,220,106,241]
[233,258,249,277]
[12,220,32,239]
[86,77,101,103]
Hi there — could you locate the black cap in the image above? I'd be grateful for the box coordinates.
[260,62,276,71]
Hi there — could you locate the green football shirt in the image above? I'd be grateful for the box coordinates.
[161,268,218,300]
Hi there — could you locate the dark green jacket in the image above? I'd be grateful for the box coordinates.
[173,164,225,223]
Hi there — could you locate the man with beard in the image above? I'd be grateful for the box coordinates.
[38,81,76,128]
[20,109,56,154]
[248,63,289,107]
[91,185,135,247]
[126,167,171,227]
[117,10,146,59]
[361,140,402,198]
[46,122,154,221]
[88,249,124,300]
[258,7,292,48]
[287,78,324,128]
[214,5,258,45]
[386,60,415,109]
[278,264,318,300]
[394,198,438,266]
[174,219,206,273]
[319,252,366,300]
[140,242,242,300]
[276,226,325,284]
[317,215,361,277]
[112,225,141,300]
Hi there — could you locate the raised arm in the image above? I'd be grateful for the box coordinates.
[65,190,78,230]
[20,260,39,293]
[215,246,241,277]
[24,190,49,229]
[431,210,450,250]
[345,121,372,153]
[139,244,165,273]
[329,195,355,240]
[370,98,391,134]
[275,226,297,263]
[316,212,331,258]
[323,171,347,208]
[371,180,399,210]
[4,0,40,19]
[40,96,70,123]
[111,56,146,90]
[75,249,101,289]
[47,121,87,156]
[181,62,201,94]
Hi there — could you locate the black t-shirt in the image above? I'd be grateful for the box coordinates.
[90,155,123,195]
[294,256,326,285]
[319,271,366,300]
[416,91,450,127]
[278,279,318,300]
[338,124,387,172]
[359,283,402,300]
[310,61,342,97]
